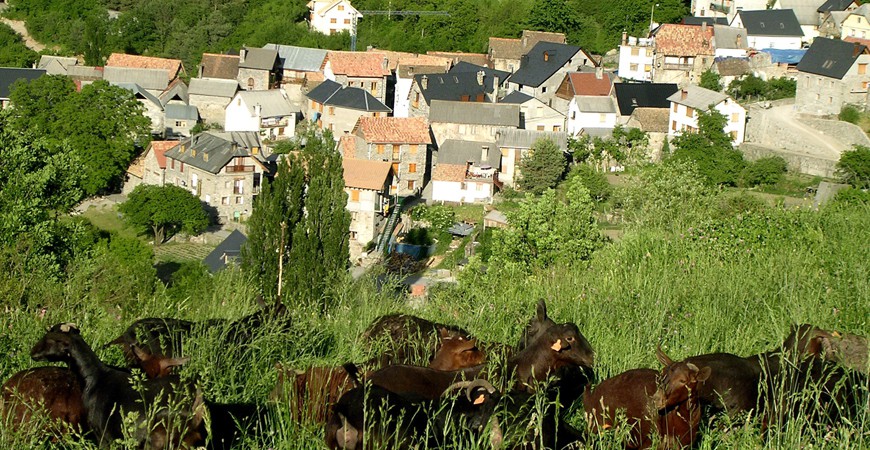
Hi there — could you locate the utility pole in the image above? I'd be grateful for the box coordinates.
[351,10,450,51]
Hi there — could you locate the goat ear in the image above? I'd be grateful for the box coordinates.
[536,299,548,321]
[696,366,711,382]
[686,362,699,373]
[655,345,674,367]
[160,357,189,370]
[439,327,450,339]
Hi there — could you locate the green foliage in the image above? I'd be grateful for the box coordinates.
[741,156,788,187]
[839,105,862,124]
[410,204,457,232]
[526,0,580,35]
[7,0,107,55]
[728,75,796,101]
[166,261,214,303]
[568,164,611,202]
[119,184,210,244]
[518,138,567,195]
[830,187,870,207]
[0,23,38,67]
[617,160,713,229]
[837,145,870,189]
[699,69,722,92]
[404,228,434,246]
[671,108,746,186]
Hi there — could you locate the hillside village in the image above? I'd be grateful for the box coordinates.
[2,0,870,262]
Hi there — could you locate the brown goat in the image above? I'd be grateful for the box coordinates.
[361,313,471,366]
[1,366,86,437]
[130,345,189,379]
[782,324,868,373]
[428,328,486,370]
[508,322,595,393]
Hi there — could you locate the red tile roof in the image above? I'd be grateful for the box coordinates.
[339,135,358,159]
[106,53,183,80]
[199,53,239,79]
[566,72,613,96]
[149,141,177,169]
[326,51,391,78]
[369,49,451,72]
[432,163,467,182]
[654,24,714,57]
[343,158,392,190]
[354,117,431,144]
[426,51,491,68]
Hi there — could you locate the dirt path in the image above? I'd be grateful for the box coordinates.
[765,104,846,160]
[1,17,56,52]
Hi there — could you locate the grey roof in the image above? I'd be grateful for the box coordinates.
[159,80,189,106]
[509,41,583,87]
[66,65,103,80]
[203,230,247,273]
[437,139,500,167]
[449,61,510,85]
[667,84,730,109]
[239,47,278,70]
[736,10,804,37]
[495,128,568,150]
[263,44,327,72]
[614,83,679,116]
[37,55,78,74]
[236,90,297,117]
[305,79,391,112]
[112,82,163,108]
[683,16,729,26]
[824,11,851,30]
[413,71,498,104]
[580,127,614,138]
[499,90,535,104]
[397,64,449,79]
[484,209,508,224]
[573,95,617,113]
[797,37,866,79]
[818,0,857,12]
[164,131,265,174]
[189,77,239,98]
[713,25,749,49]
[164,103,199,121]
[0,68,45,98]
[429,100,520,127]
[103,66,169,91]
[777,0,828,25]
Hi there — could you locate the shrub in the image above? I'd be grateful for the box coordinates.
[404,228,434,246]
[410,205,456,232]
[837,145,870,188]
[741,156,788,187]
[568,164,611,202]
[839,105,861,124]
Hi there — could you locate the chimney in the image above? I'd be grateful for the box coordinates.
[701,22,708,34]
[595,66,603,79]
[492,75,499,103]
[622,31,628,46]
[477,70,485,86]
[254,103,262,117]
[239,47,247,64]
[382,57,388,71]
[543,51,550,62]
[421,75,428,90]
[680,89,688,101]
[736,34,743,48]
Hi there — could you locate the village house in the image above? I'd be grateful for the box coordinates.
[263,44,328,84]
[566,95,619,137]
[392,60,451,118]
[499,91,566,132]
[203,230,247,273]
[495,128,568,188]
[237,47,279,91]
[618,33,655,82]
[749,48,808,78]
[307,0,361,35]
[305,79,391,136]
[343,116,431,197]
[625,108,672,161]
[488,30,567,73]
[163,131,270,223]
[37,56,102,83]
[713,57,752,88]
[408,69,505,118]
[323,51,391,105]
[188,78,239,126]
[430,139,501,204]
[772,0,828,40]
[840,4,870,40]
[795,37,870,114]
[553,68,617,114]
[614,83,680,120]
[103,67,169,96]
[225,89,299,140]
[689,0,768,21]
[428,100,521,147]
[342,158,394,254]
[713,25,750,58]
[0,68,44,108]
[818,0,860,29]
[106,53,185,83]
[426,51,490,68]
[652,23,715,85]
[818,10,852,38]
[124,140,177,193]
[163,104,198,139]
[198,53,239,80]
[508,41,596,105]
[667,84,747,144]
[113,83,165,135]
[730,10,805,49]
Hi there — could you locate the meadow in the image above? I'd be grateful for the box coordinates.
[0,165,868,449]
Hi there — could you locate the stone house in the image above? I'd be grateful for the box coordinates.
[263,44,327,84]
[0,68,44,108]
[163,131,270,223]
[730,9,804,49]
[342,158,394,254]
[625,108,672,161]
[495,128,568,188]
[408,68,507,118]
[305,79,391,136]
[307,0,361,35]
[425,51,490,68]
[499,91,566,132]
[667,84,747,144]
[507,41,596,106]
[188,78,239,126]
[428,100,521,148]
[772,0,839,40]
[652,23,715,86]
[795,37,870,115]
[124,140,176,193]
[818,10,852,38]
[488,30,567,73]
[225,89,299,141]
[105,53,185,83]
[164,104,199,138]
[342,116,431,197]
[614,82,680,122]
[323,51,391,105]
[198,53,239,80]
[431,139,500,204]
[393,61,451,118]
[237,47,279,91]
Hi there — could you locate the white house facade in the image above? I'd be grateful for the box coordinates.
[667,85,746,145]
[225,90,298,140]
[307,0,361,36]
[618,34,655,82]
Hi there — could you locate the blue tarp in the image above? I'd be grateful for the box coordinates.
[759,49,807,65]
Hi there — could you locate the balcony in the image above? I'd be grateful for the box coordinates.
[662,63,693,71]
[226,165,255,173]
[261,117,289,128]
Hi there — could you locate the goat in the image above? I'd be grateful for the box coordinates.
[361,313,471,366]
[428,328,487,370]
[30,323,205,449]
[516,299,557,351]
[1,366,86,437]
[507,322,595,395]
[781,324,868,374]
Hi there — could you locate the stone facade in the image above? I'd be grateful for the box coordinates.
[238,67,271,91]
[189,94,232,126]
[795,55,870,115]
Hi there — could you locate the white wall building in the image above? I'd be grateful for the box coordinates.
[225,89,298,140]
[567,96,619,136]
[667,84,746,145]
[618,34,655,82]
[307,0,361,36]
[731,10,804,50]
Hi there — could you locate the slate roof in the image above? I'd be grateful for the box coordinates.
[565,72,614,96]
[326,51,390,78]
[426,51,491,67]
[397,63,449,78]
[159,79,189,106]
[263,44,327,72]
[715,57,751,76]
[613,83,678,116]
[667,84,730,109]
[164,131,265,174]
[437,139,499,167]
[818,0,856,12]
[413,72,497,104]
[683,16,729,26]
[573,95,617,113]
[628,107,670,133]
[510,41,583,87]
[449,61,510,85]
[777,0,827,25]
[188,78,239,98]
[736,10,804,37]
[797,37,867,79]
[429,100,520,127]
[654,24,714,56]
[354,117,431,144]
[199,53,239,79]
[106,53,182,80]
[164,103,199,121]
[65,65,103,80]
[0,68,45,98]
[495,128,568,150]
[112,82,162,108]
[239,47,278,70]
[236,90,297,117]
[342,158,392,190]
[103,67,169,91]
[499,90,535,104]
[38,55,78,75]
[713,25,749,50]
[203,230,247,273]
[306,79,391,112]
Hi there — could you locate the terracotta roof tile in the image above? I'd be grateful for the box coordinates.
[343,158,392,190]
[199,53,239,79]
[326,51,391,77]
[654,24,714,57]
[339,135,358,159]
[369,49,451,71]
[354,117,431,144]
[433,163,468,182]
[106,53,183,80]
[426,51,491,68]
[150,141,177,169]
[567,72,614,96]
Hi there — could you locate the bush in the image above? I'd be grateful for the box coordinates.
[409,205,456,232]
[568,164,611,202]
[837,145,870,188]
[404,228,434,246]
[839,105,861,124]
[741,156,788,187]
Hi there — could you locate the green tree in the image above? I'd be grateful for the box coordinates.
[0,23,38,67]
[83,15,109,66]
[837,145,870,189]
[741,156,787,187]
[7,75,77,135]
[518,138,567,195]
[699,69,722,91]
[120,184,210,244]
[618,160,713,228]
[671,108,746,186]
[527,0,581,35]
[728,74,767,101]
[568,164,611,202]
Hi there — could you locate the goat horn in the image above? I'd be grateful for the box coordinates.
[443,381,473,398]
[465,379,496,402]
[656,345,674,366]
[59,323,78,333]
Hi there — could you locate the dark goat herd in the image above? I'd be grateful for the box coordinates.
[1,299,868,449]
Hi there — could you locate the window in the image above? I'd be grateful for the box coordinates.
[644,64,651,73]
[330,18,337,24]
[731,113,740,123]
[247,78,254,89]
[409,145,417,155]
[221,197,229,205]
[630,63,638,72]
[685,107,694,118]
[553,125,561,132]
[175,121,185,127]
[460,181,468,190]
[413,92,420,108]
[861,64,868,75]
[541,87,547,94]
[191,173,198,187]
[392,146,399,160]
[338,5,345,10]
[328,106,335,116]
[351,189,360,201]
[829,96,833,104]
[171,159,175,170]
[460,94,471,101]
[180,162,184,173]
[537,125,545,131]
[234,179,244,195]
[236,196,244,204]
[377,144,385,154]
[631,47,639,56]
[863,81,869,90]
[407,180,415,190]
[370,82,377,95]
[599,114,607,123]
[392,162,399,174]
[671,120,677,131]
[476,94,485,102]
[408,163,417,173]
[672,103,678,113]
[344,19,350,24]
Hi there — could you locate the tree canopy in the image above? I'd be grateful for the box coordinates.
[837,145,870,189]
[518,138,567,195]
[671,108,746,186]
[0,23,38,67]
[119,184,210,244]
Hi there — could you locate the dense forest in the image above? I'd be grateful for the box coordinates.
[4,0,688,71]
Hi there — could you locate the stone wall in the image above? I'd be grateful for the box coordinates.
[799,116,870,148]
[740,143,838,178]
